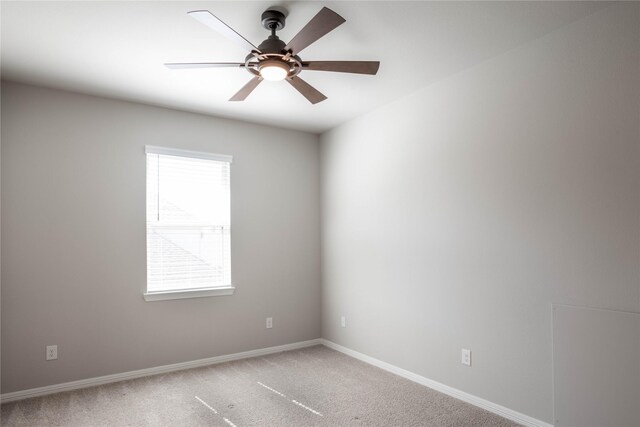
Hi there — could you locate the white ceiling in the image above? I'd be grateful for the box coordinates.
[1,1,607,134]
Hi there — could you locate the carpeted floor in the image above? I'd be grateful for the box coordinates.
[1,345,520,426]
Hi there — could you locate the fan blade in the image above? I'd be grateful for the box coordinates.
[188,10,259,53]
[229,76,262,101]
[287,76,327,104]
[303,61,380,75]
[285,7,345,55]
[165,62,245,69]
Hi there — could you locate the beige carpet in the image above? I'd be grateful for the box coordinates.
[1,345,520,426]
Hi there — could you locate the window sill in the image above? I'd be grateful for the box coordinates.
[143,286,235,302]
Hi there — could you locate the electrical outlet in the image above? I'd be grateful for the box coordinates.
[266,317,273,329]
[341,316,346,328]
[46,345,58,361]
[461,348,471,366]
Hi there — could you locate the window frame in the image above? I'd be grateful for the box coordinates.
[143,145,234,302]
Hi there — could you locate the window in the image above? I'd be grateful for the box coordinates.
[144,146,233,301]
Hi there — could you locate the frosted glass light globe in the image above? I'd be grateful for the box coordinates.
[259,60,289,81]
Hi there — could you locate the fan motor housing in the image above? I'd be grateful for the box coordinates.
[257,35,286,54]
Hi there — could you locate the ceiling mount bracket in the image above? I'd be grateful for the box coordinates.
[261,10,286,31]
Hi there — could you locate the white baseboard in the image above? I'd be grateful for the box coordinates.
[320,339,553,427]
[0,339,322,404]
[1,337,552,427]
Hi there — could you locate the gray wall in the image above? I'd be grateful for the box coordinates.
[552,305,639,427]
[1,82,321,393]
[320,2,639,424]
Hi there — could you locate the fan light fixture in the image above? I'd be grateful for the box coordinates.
[165,8,380,103]
[258,59,289,81]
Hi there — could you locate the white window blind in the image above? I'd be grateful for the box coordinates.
[145,146,232,296]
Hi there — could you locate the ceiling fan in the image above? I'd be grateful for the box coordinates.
[165,7,380,104]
